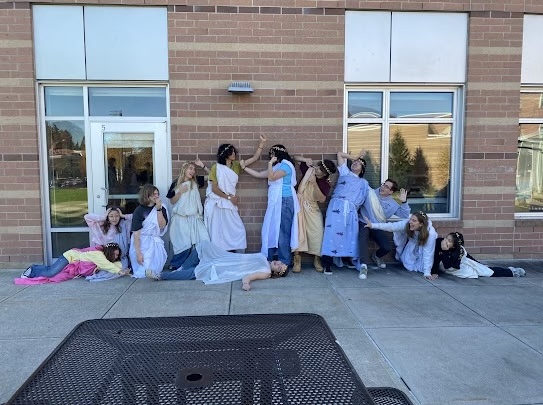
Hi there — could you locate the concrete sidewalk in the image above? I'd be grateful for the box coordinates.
[1,260,543,405]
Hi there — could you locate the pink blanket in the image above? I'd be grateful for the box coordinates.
[14,261,98,285]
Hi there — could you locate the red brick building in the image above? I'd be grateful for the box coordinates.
[1,0,542,266]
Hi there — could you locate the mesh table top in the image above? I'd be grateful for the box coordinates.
[7,313,379,405]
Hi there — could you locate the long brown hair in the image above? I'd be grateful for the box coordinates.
[101,243,121,262]
[405,212,430,246]
[102,206,122,235]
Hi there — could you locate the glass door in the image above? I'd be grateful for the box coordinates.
[89,122,168,215]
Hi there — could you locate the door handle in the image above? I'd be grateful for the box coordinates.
[101,187,109,208]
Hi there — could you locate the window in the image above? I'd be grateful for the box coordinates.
[345,87,463,217]
[517,90,543,216]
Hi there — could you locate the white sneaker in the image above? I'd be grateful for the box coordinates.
[509,267,526,277]
[372,253,386,269]
[145,269,161,281]
[20,267,32,278]
[359,264,368,280]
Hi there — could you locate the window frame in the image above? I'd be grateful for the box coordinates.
[516,87,543,219]
[37,82,171,262]
[344,85,464,219]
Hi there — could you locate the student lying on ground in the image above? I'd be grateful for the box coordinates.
[432,232,526,279]
[145,240,288,291]
[15,243,129,285]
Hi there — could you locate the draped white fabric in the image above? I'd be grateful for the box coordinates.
[195,241,270,285]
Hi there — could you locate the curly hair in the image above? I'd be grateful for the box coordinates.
[176,161,197,189]
[319,159,337,180]
[217,144,238,165]
[268,144,294,165]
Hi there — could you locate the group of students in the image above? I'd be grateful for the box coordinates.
[15,137,526,289]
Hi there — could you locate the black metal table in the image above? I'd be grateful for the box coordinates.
[7,313,412,405]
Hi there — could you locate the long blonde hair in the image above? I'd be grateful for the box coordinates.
[176,161,197,189]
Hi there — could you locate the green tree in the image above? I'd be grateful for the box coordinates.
[388,130,412,188]
[410,146,430,194]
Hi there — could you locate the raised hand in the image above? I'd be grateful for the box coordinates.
[399,188,408,203]
[194,158,204,168]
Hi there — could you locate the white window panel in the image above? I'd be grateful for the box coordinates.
[390,12,467,83]
[345,11,391,82]
[33,5,86,80]
[84,6,168,81]
[521,15,543,84]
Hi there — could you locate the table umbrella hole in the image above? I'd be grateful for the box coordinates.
[176,367,214,388]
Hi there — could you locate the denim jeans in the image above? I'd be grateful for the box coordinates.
[358,224,392,264]
[161,248,199,280]
[267,196,294,266]
[30,256,69,278]
[170,247,193,270]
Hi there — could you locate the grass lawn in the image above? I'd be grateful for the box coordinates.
[50,187,88,204]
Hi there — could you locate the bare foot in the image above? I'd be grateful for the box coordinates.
[242,281,251,291]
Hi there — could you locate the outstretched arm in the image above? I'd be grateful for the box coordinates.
[243,166,269,179]
[243,134,267,167]
[241,271,271,291]
[293,155,314,167]
[337,149,365,167]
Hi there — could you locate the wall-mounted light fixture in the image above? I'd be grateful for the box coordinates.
[228,82,254,94]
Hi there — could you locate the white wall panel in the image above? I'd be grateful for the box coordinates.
[33,6,86,80]
[390,12,467,83]
[521,15,543,84]
[345,11,391,82]
[84,6,168,81]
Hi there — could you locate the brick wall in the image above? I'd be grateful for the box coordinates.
[0,3,42,267]
[1,0,543,266]
[168,6,344,252]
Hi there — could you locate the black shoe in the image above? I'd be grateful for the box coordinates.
[323,266,333,275]
[344,258,356,269]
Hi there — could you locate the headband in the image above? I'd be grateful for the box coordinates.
[454,232,464,246]
[320,161,332,177]
[270,146,287,153]
[219,144,234,157]
[104,243,119,248]
[271,263,288,278]
[356,158,366,168]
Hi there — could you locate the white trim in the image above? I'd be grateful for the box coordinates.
[344,85,463,219]
[37,82,172,263]
[516,87,543,219]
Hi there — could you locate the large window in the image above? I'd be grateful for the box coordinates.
[517,90,543,216]
[345,88,463,217]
